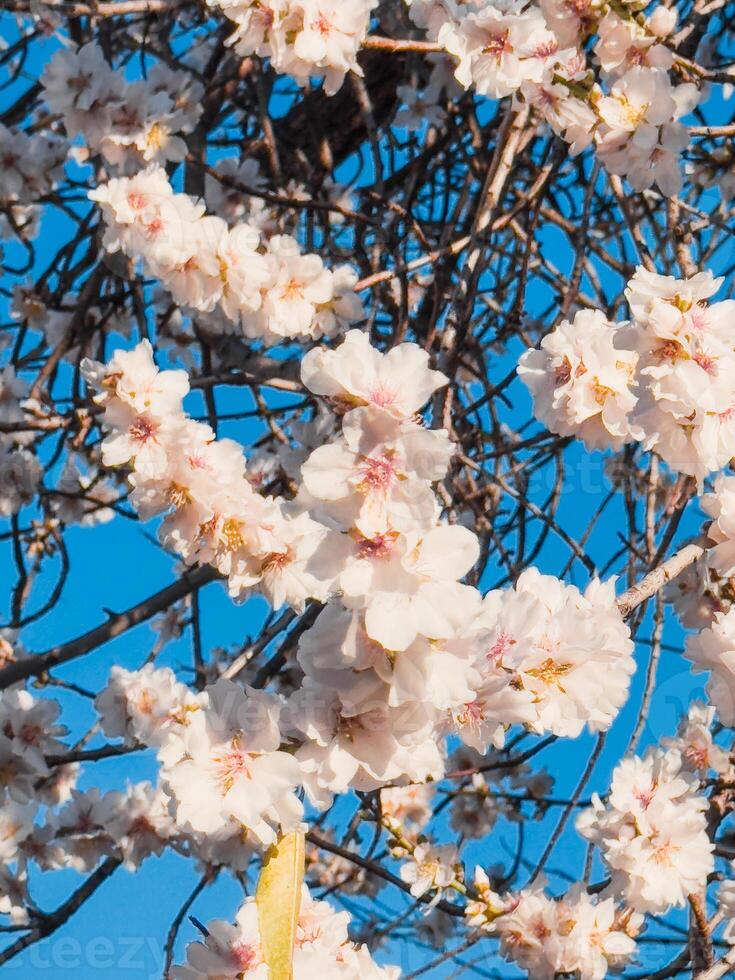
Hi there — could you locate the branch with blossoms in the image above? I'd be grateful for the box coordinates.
[2,0,735,977]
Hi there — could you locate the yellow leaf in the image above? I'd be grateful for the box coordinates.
[255,830,306,980]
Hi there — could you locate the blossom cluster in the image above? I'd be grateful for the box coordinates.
[0,359,119,523]
[576,744,714,913]
[450,569,635,747]
[405,0,697,195]
[206,0,378,96]
[665,554,734,631]
[685,607,735,728]
[519,266,735,482]
[86,331,636,851]
[0,122,64,212]
[41,43,203,170]
[493,881,642,980]
[171,883,398,978]
[89,168,364,344]
[81,339,332,606]
[462,866,642,978]
[0,683,181,924]
[0,367,42,517]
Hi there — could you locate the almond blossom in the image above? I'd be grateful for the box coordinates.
[520,265,735,482]
[41,44,203,170]
[95,663,202,749]
[684,608,735,727]
[300,328,448,421]
[597,67,698,196]
[455,569,635,742]
[661,700,732,776]
[399,842,461,909]
[441,0,557,100]
[495,881,642,980]
[702,474,735,577]
[171,885,399,978]
[161,679,303,846]
[207,0,378,96]
[576,746,714,913]
[517,309,640,451]
[89,169,364,345]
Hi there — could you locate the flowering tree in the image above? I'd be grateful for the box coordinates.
[2,0,735,977]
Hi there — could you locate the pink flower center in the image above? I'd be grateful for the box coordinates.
[482,31,511,60]
[145,216,165,238]
[487,631,514,663]
[230,942,258,970]
[358,454,397,492]
[684,743,708,769]
[633,783,656,809]
[262,551,290,572]
[213,745,252,792]
[533,40,558,58]
[19,723,43,746]
[128,415,158,443]
[356,531,398,560]
[313,14,333,35]
[693,351,718,375]
[688,307,709,332]
[460,699,487,725]
[368,384,398,409]
[127,191,147,211]
[187,452,210,470]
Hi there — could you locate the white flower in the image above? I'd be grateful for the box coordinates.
[0,802,37,862]
[594,10,673,78]
[210,0,377,96]
[576,747,714,913]
[519,79,597,155]
[301,406,451,535]
[301,329,448,422]
[289,673,442,806]
[161,679,303,847]
[664,555,731,630]
[170,899,267,979]
[702,475,735,577]
[53,789,121,871]
[597,67,699,196]
[258,235,335,339]
[458,569,635,741]
[95,664,201,748]
[284,0,376,96]
[661,700,732,776]
[718,872,735,945]
[0,447,42,516]
[336,523,481,651]
[518,309,640,450]
[399,842,459,908]
[496,882,642,980]
[89,172,361,345]
[539,0,602,47]
[171,885,399,978]
[444,0,557,100]
[40,42,126,143]
[107,782,176,869]
[684,608,735,727]
[619,266,735,480]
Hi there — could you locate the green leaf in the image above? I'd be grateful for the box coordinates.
[255,830,306,980]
